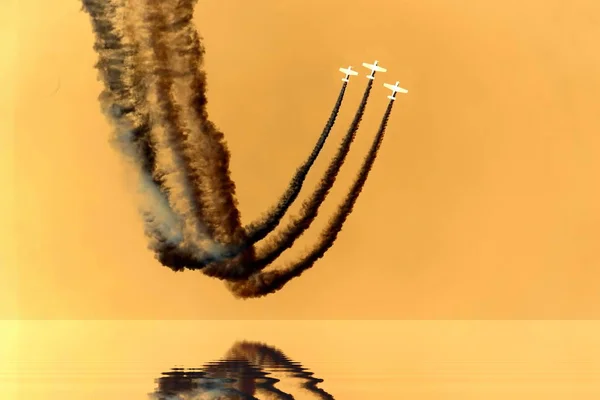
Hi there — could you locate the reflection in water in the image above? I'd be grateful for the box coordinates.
[150,341,335,399]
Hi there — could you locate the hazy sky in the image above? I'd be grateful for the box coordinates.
[4,0,600,318]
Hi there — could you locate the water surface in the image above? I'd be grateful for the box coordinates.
[3,321,600,399]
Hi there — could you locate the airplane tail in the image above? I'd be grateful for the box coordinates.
[388,95,396,100]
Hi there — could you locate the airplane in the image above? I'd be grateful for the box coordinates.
[362,60,387,79]
[339,66,359,82]
[383,81,408,100]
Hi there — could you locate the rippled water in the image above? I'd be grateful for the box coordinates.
[3,321,600,399]
[149,340,335,399]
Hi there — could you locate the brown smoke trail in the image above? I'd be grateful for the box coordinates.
[188,80,372,279]
[227,99,396,298]
[152,1,247,245]
[191,81,371,280]
[186,82,349,269]
[139,0,220,251]
[246,80,374,271]
[81,0,186,253]
[84,0,358,278]
[244,82,348,242]
[143,0,256,274]
[83,0,229,267]
[83,0,399,295]
[81,0,151,185]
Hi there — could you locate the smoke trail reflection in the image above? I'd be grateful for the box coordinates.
[149,341,335,399]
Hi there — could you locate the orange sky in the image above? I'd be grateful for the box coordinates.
[4,0,600,319]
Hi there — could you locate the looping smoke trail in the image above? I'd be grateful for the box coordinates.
[144,0,354,280]
[82,0,402,298]
[158,0,247,245]
[226,99,396,298]
[146,0,257,277]
[193,81,370,281]
[141,0,218,249]
[196,82,371,281]
[246,80,374,272]
[199,82,350,277]
[195,80,372,281]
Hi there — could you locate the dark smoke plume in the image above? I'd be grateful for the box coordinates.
[227,99,396,298]
[197,81,373,281]
[199,82,355,278]
[151,0,247,245]
[142,0,256,274]
[82,0,402,298]
[198,80,371,278]
[81,0,187,255]
[246,80,374,272]
[141,1,212,241]
[164,78,350,277]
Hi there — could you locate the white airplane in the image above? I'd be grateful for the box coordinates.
[339,66,359,82]
[362,60,387,79]
[383,81,408,100]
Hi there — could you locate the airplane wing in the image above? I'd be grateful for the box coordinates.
[363,62,387,72]
[339,67,358,75]
[384,82,408,93]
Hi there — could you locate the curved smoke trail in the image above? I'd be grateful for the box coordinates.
[82,0,402,298]
[227,99,396,298]
[246,80,374,272]
[81,0,186,254]
[200,82,353,278]
[196,80,375,283]
[200,80,371,279]
[243,82,348,242]
[140,0,218,252]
